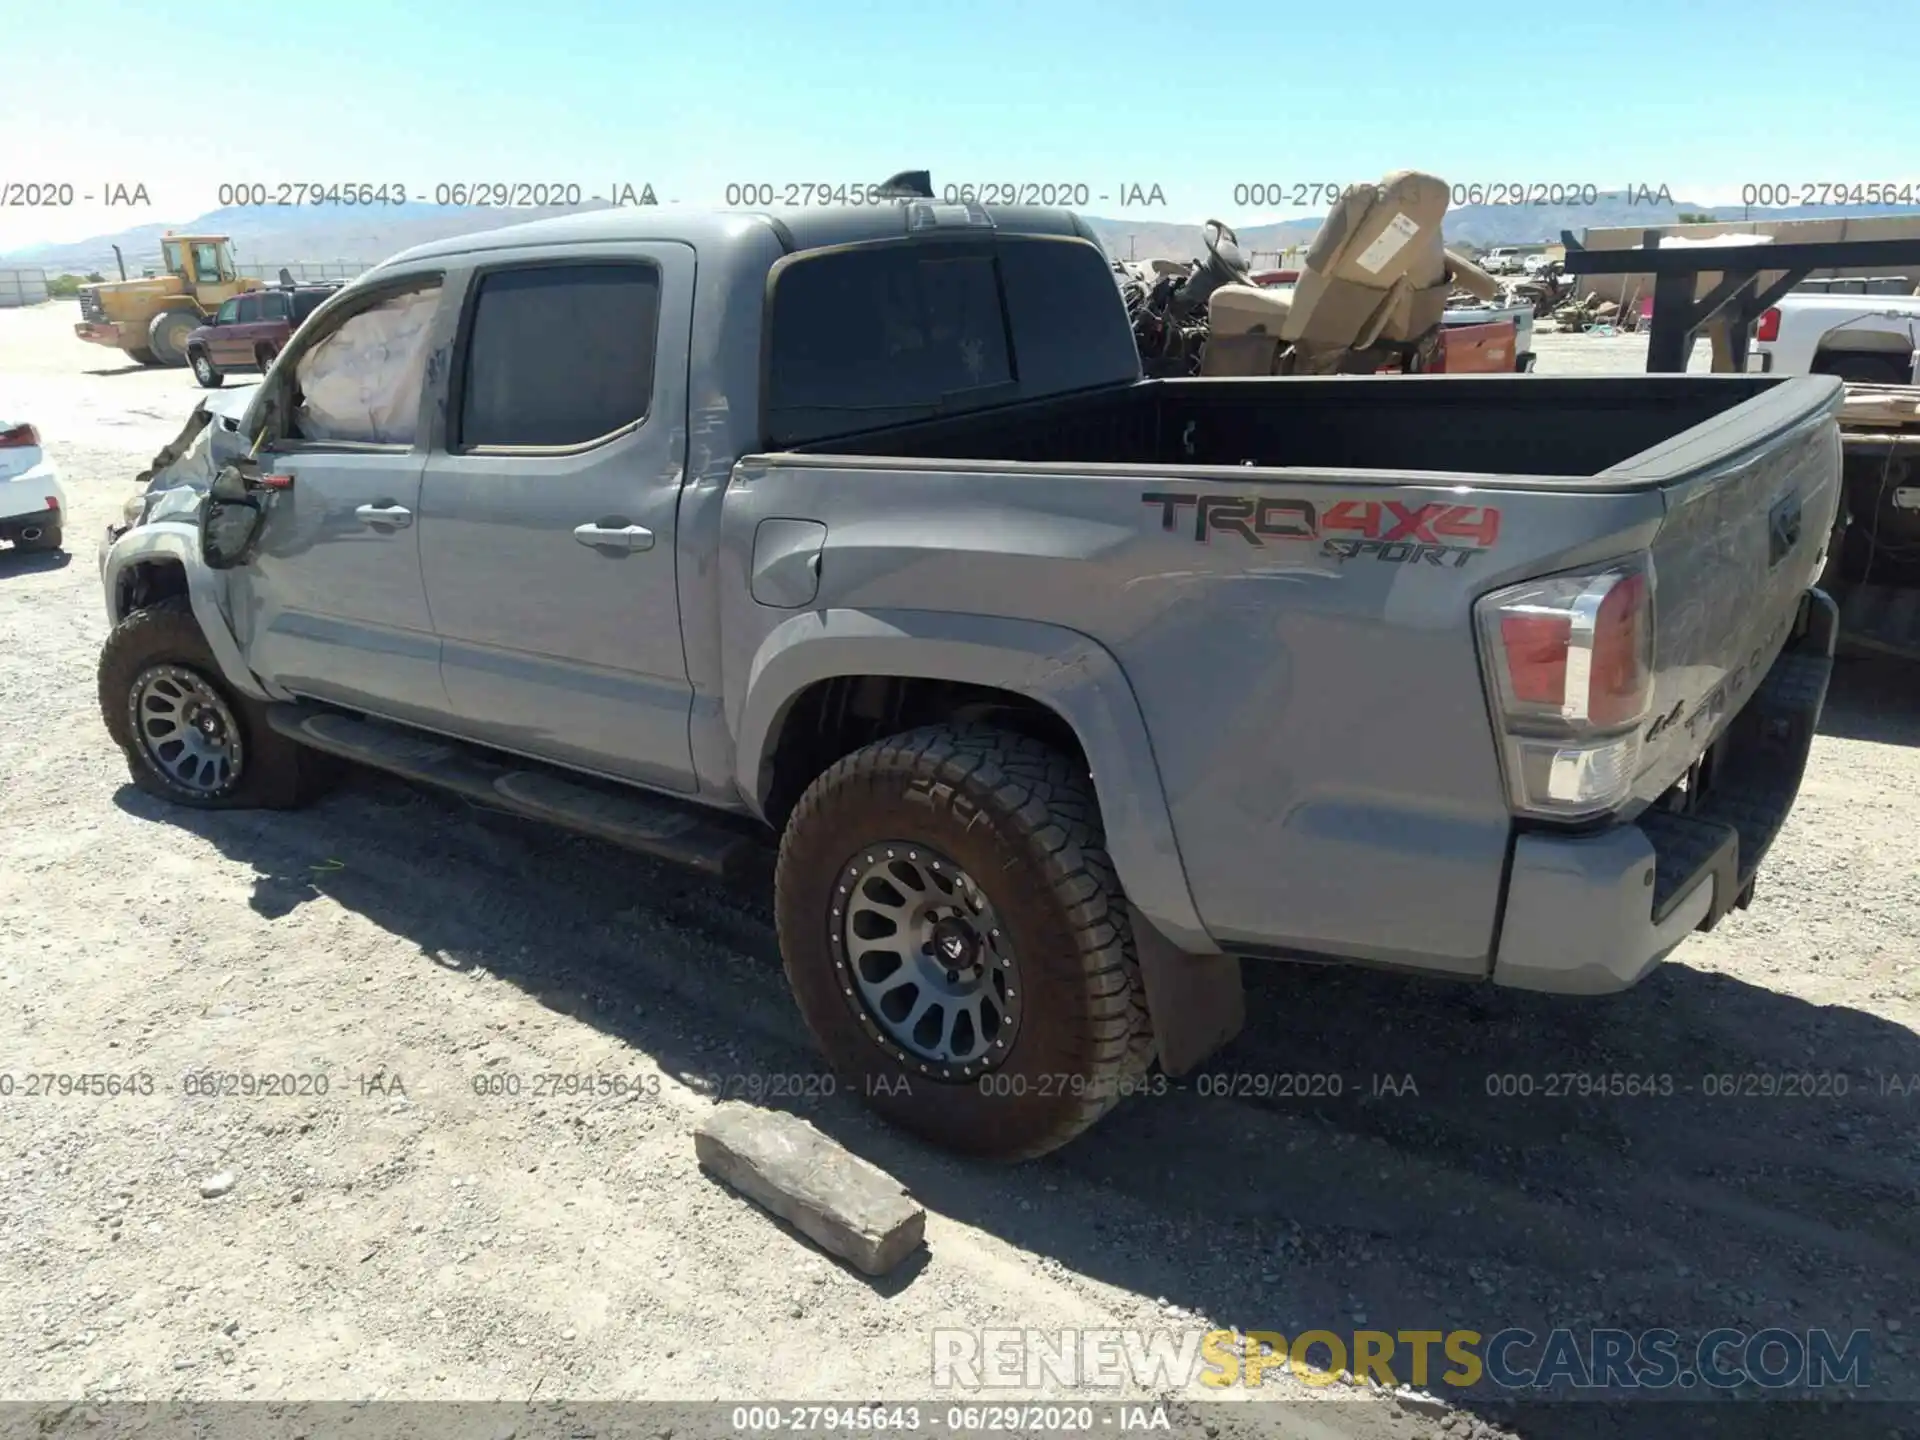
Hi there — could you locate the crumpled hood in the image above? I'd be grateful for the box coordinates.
[135,385,260,497]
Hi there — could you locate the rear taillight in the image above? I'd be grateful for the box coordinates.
[1755,307,1781,343]
[1477,557,1655,819]
[0,423,39,448]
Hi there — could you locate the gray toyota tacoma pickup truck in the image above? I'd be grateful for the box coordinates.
[97,195,1844,1159]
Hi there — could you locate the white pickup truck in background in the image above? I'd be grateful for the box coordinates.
[1748,288,1920,382]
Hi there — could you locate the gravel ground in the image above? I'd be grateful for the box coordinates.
[2,303,1916,1440]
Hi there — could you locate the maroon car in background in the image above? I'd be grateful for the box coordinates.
[185,283,342,388]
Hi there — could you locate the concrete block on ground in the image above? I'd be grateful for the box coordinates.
[694,1101,925,1276]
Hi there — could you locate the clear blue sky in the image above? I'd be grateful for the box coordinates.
[4,0,1917,246]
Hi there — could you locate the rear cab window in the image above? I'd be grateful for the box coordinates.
[764,232,1136,449]
[452,263,661,449]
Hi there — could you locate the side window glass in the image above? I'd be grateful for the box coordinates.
[457,264,660,448]
[194,243,223,280]
[766,245,1012,446]
[215,299,240,324]
[266,293,291,320]
[236,296,262,323]
[291,282,443,445]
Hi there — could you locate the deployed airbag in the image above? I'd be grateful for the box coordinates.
[294,286,440,444]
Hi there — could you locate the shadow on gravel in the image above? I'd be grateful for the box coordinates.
[1818,655,1920,746]
[0,547,73,575]
[82,363,162,377]
[114,762,1920,1440]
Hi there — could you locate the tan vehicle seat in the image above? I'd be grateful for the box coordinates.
[1281,172,1453,351]
[1202,284,1293,376]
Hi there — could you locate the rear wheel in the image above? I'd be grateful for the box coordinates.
[98,597,329,809]
[189,347,224,388]
[147,309,196,367]
[775,724,1153,1161]
[1816,353,1910,384]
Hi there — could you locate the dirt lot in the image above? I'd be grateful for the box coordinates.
[2,302,1916,1439]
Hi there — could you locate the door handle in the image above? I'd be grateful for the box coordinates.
[574,521,655,552]
[355,503,413,528]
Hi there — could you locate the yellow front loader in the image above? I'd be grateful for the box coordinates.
[74,233,261,368]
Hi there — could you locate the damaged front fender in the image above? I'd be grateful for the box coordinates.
[100,386,276,702]
[130,384,262,506]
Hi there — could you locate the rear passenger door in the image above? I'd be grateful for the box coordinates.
[418,246,698,793]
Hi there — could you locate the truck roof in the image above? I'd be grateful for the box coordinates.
[379,202,1110,268]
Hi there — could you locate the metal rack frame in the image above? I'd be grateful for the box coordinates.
[1559,230,1920,373]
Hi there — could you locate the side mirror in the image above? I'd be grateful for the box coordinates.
[200,463,271,569]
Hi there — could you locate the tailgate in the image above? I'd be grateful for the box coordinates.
[1614,376,1843,806]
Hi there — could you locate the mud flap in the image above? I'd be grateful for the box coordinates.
[1130,904,1244,1075]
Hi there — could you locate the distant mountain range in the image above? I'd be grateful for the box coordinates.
[9,194,1920,275]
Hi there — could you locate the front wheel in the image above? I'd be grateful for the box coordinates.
[147,309,195,367]
[189,347,224,388]
[774,724,1153,1161]
[98,597,328,809]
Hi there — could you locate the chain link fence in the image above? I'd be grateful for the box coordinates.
[235,260,376,283]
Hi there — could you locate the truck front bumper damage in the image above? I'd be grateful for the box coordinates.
[1492,588,1837,995]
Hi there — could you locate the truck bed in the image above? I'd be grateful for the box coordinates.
[796,373,1823,487]
[742,369,1843,978]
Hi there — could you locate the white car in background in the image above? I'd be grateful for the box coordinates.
[0,420,67,554]
[1747,291,1920,382]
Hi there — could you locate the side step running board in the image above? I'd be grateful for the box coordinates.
[266,705,765,880]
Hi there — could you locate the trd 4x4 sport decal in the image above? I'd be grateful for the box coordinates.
[1140,492,1502,568]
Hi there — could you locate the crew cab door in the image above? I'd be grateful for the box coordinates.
[231,273,451,723]
[417,246,697,793]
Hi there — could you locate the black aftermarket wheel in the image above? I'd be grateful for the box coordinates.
[775,724,1154,1160]
[97,597,328,810]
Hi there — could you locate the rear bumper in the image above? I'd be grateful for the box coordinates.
[0,505,61,537]
[75,322,124,346]
[0,458,65,525]
[1492,588,1836,995]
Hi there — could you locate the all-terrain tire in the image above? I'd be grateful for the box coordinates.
[17,524,62,552]
[98,597,327,809]
[775,724,1154,1161]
